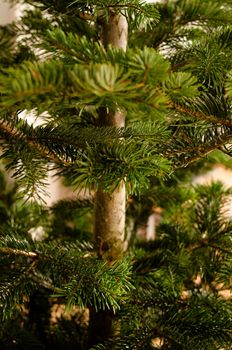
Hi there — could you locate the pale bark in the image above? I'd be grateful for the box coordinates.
[89,11,128,348]
[95,182,126,260]
[94,12,128,260]
[101,12,128,51]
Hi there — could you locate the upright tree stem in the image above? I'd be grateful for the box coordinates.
[94,12,128,260]
[88,11,128,348]
[101,11,128,51]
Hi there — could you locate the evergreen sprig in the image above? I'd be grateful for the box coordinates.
[0,234,134,319]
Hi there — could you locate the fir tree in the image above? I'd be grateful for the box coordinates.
[0,1,232,349]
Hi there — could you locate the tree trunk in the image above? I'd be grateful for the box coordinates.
[88,11,128,348]
[101,12,128,51]
[94,12,128,261]
[27,289,50,348]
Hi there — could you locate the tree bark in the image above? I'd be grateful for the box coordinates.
[94,12,128,260]
[88,11,128,348]
[101,12,128,51]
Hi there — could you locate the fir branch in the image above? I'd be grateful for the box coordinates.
[190,241,232,255]
[171,130,232,168]
[0,247,38,258]
[169,102,232,128]
[0,118,70,166]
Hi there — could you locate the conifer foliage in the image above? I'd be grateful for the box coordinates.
[0,1,232,349]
